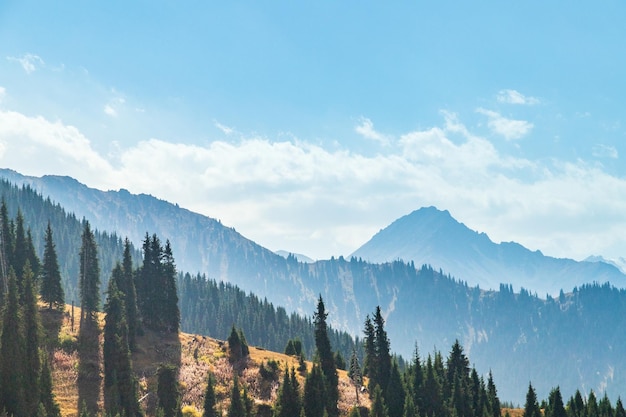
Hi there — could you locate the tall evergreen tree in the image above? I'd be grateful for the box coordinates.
[103,273,141,417]
[163,240,180,333]
[0,199,13,300]
[386,361,405,417]
[22,261,42,417]
[409,345,423,413]
[13,210,27,296]
[41,221,65,310]
[422,354,443,417]
[314,295,339,417]
[373,306,392,404]
[615,398,626,417]
[487,371,501,417]
[303,364,326,417]
[348,348,363,404]
[370,385,390,417]
[25,228,41,280]
[203,372,218,417]
[403,395,418,417]
[157,364,181,417]
[523,383,541,417]
[274,366,302,417]
[121,238,139,350]
[228,376,246,417]
[363,314,376,385]
[40,355,62,417]
[0,268,25,416]
[79,221,100,320]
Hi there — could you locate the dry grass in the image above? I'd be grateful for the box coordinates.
[45,303,371,416]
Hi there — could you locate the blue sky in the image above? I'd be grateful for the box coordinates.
[1,1,625,263]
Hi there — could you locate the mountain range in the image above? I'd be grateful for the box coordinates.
[3,168,626,404]
[351,206,626,296]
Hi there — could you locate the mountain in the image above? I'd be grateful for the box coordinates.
[351,206,626,296]
[275,250,315,263]
[5,169,626,403]
[585,255,626,275]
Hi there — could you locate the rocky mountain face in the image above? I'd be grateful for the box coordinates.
[3,169,626,403]
[351,206,626,296]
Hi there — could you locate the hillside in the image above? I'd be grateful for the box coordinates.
[43,304,369,417]
[351,206,626,296]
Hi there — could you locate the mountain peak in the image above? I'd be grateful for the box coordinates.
[352,207,626,294]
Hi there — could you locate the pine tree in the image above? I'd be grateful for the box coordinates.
[546,387,567,417]
[409,345,423,413]
[588,392,599,417]
[40,355,62,417]
[363,315,377,392]
[157,364,181,417]
[274,366,302,417]
[373,306,392,405]
[163,240,180,333]
[303,364,326,417]
[422,354,443,417]
[348,348,363,404]
[228,376,246,417]
[203,372,218,417]
[13,210,27,296]
[386,361,405,417]
[104,273,141,417]
[22,261,42,417]
[0,268,25,416]
[523,383,541,417]
[79,221,100,320]
[403,395,418,417]
[615,398,626,417]
[41,221,65,310]
[487,371,501,417]
[314,296,339,417]
[370,385,389,417]
[121,238,139,350]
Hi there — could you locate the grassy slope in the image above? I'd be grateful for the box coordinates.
[43,304,370,417]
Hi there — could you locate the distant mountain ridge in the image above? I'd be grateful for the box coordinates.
[351,206,626,295]
[5,168,626,403]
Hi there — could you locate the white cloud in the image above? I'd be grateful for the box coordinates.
[0,86,5,103]
[6,53,45,74]
[104,105,117,117]
[215,121,234,135]
[593,144,618,159]
[1,108,626,263]
[476,108,534,140]
[497,89,540,105]
[355,117,390,145]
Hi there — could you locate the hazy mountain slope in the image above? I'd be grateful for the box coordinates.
[351,206,626,295]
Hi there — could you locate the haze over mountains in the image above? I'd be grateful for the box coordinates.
[4,168,626,404]
[352,206,626,296]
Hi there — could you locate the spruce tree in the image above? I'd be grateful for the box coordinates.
[370,385,390,417]
[363,315,377,389]
[348,348,363,404]
[121,238,139,350]
[203,372,218,417]
[22,261,42,417]
[228,376,246,417]
[386,361,405,417]
[0,268,25,416]
[523,383,541,417]
[157,364,181,417]
[163,240,180,333]
[373,306,392,404]
[41,221,65,310]
[274,366,302,417]
[40,355,62,417]
[79,221,100,320]
[314,296,338,417]
[409,345,423,413]
[403,395,418,417]
[615,398,626,417]
[104,274,141,417]
[487,371,501,417]
[303,364,326,417]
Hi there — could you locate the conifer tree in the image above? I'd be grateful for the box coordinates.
[274,366,302,417]
[523,383,541,417]
[487,371,501,417]
[25,229,40,280]
[157,364,181,417]
[588,392,599,417]
[0,268,25,417]
[163,240,180,333]
[79,221,100,319]
[409,346,423,413]
[422,354,443,417]
[228,376,246,417]
[104,273,141,417]
[13,210,27,296]
[41,221,65,310]
[121,238,139,350]
[0,199,13,300]
[314,296,339,417]
[22,261,42,417]
[386,361,405,417]
[348,348,363,404]
[403,395,418,417]
[303,364,326,417]
[363,315,377,391]
[203,372,218,417]
[615,398,626,417]
[546,387,567,417]
[40,355,62,417]
[370,385,390,417]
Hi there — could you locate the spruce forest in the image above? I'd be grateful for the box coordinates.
[2,180,626,417]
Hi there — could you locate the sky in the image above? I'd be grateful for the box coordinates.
[0,1,625,262]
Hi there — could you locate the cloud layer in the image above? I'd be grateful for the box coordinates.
[1,108,625,262]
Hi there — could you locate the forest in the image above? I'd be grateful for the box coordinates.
[2,180,626,416]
